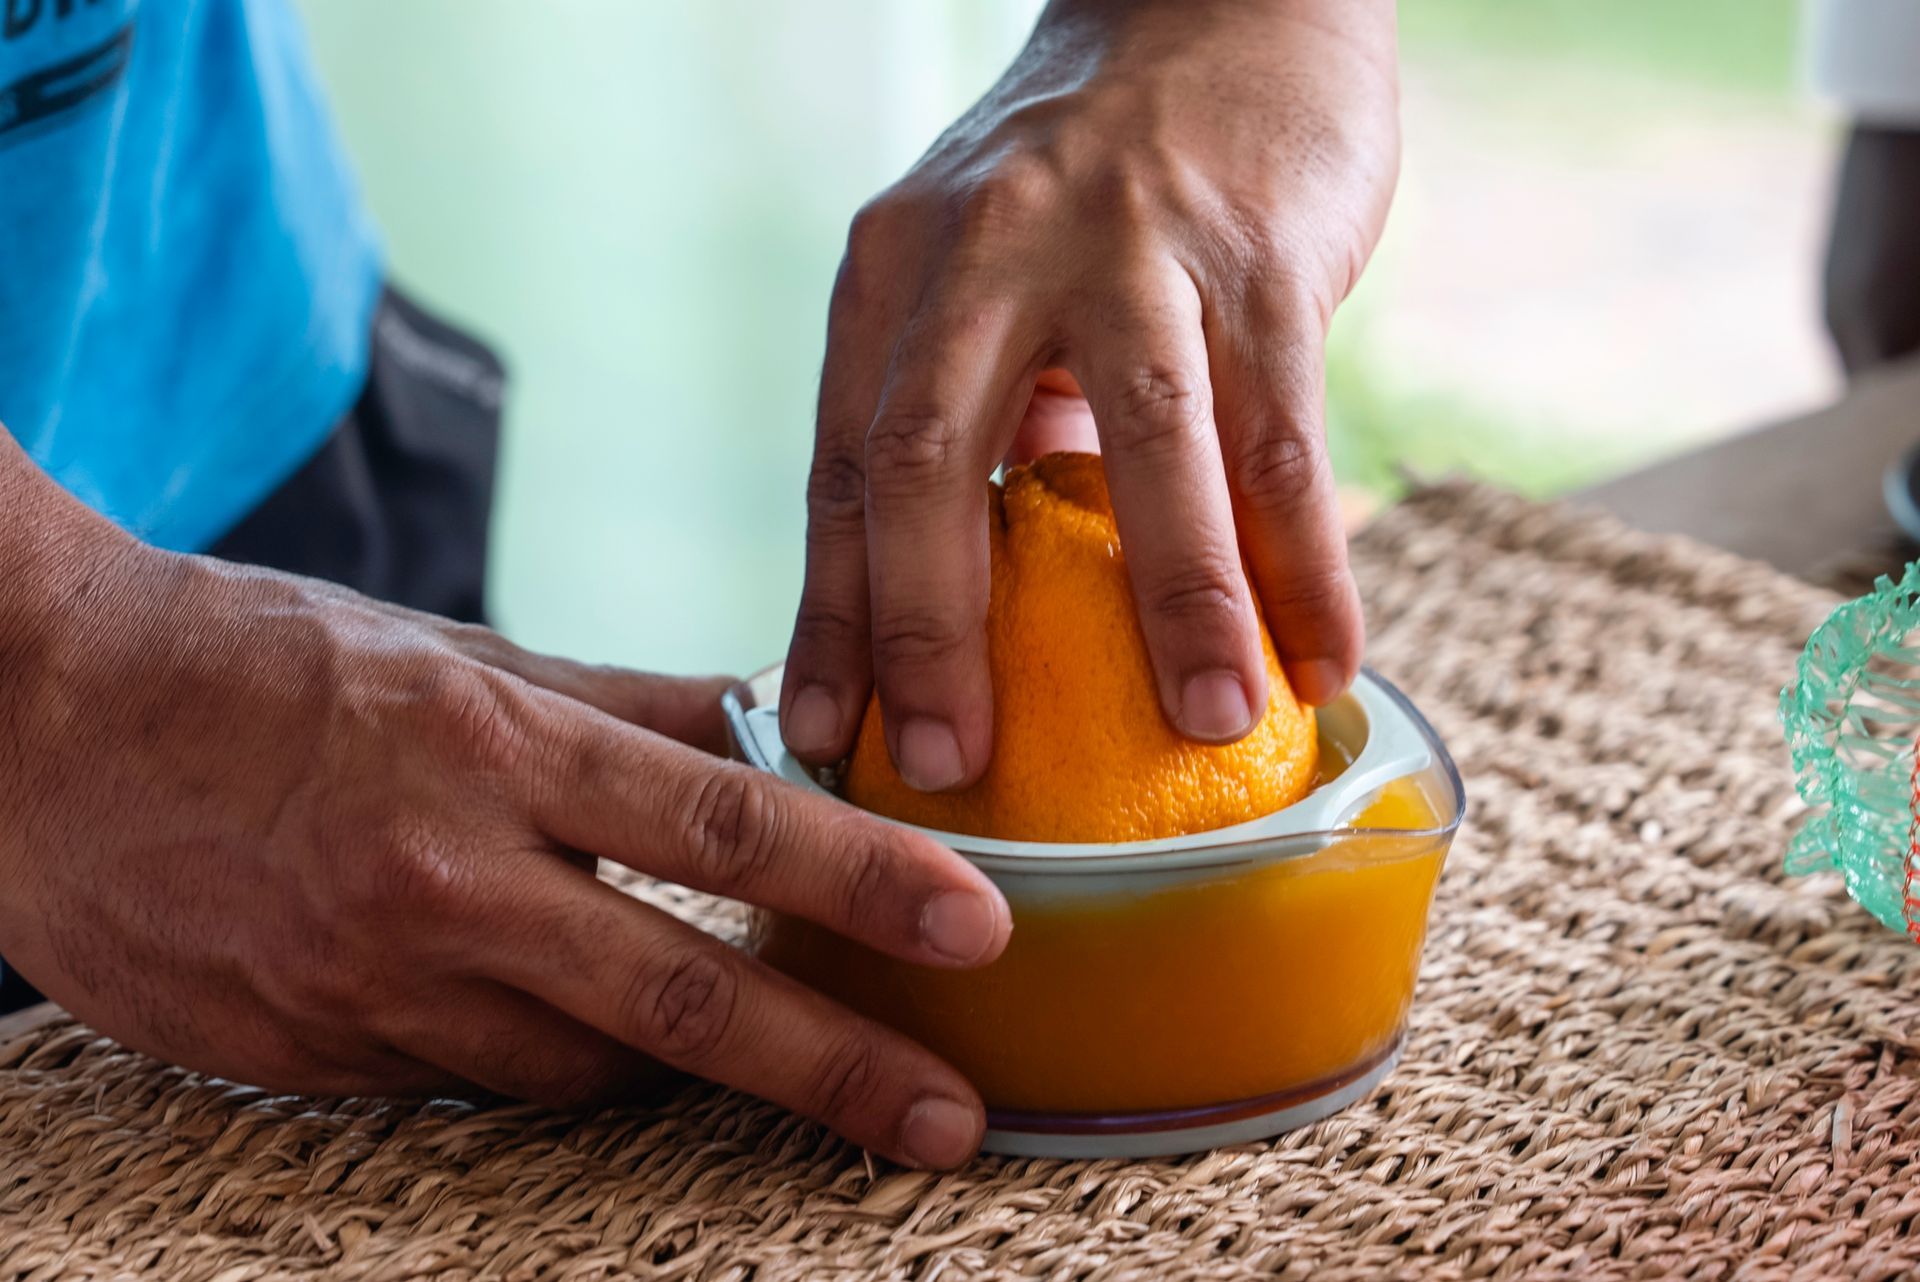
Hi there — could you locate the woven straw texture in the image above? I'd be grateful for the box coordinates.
[6,482,1920,1282]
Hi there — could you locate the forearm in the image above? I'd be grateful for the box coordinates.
[1,429,111,644]
[0,426,138,656]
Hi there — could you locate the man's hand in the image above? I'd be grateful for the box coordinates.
[0,435,1009,1170]
[783,0,1398,790]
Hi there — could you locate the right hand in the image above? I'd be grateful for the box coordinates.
[0,456,1010,1170]
[780,0,1399,790]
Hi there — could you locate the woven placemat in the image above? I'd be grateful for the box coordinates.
[7,482,1920,1282]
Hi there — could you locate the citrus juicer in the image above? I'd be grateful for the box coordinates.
[1783,560,1920,938]
[724,664,1465,1158]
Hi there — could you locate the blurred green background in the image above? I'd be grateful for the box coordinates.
[297,0,1831,676]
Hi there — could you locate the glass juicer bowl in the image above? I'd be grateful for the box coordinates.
[725,664,1465,1158]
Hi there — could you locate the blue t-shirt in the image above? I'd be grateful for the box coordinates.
[0,0,381,551]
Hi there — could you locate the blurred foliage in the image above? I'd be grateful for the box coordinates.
[1329,0,1808,505]
[1401,0,1801,99]
[1324,323,1652,503]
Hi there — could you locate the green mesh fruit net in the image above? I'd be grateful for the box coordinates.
[1781,561,1920,939]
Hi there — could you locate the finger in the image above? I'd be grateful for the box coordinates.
[864,296,1037,791]
[1066,263,1268,742]
[532,709,1011,969]
[341,597,739,753]
[1006,369,1100,466]
[1206,287,1363,706]
[386,978,678,1110]
[496,873,988,1169]
[479,647,734,754]
[782,226,901,766]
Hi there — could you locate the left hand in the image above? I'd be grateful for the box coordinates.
[782,0,1400,791]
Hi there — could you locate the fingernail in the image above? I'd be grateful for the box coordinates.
[896,718,967,791]
[784,684,842,757]
[1178,670,1255,741]
[921,890,998,964]
[1289,659,1350,707]
[900,1096,981,1169]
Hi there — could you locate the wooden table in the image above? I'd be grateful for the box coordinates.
[1583,355,1920,594]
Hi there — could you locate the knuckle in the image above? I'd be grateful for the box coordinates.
[789,598,865,656]
[1260,562,1356,619]
[954,156,1057,238]
[312,807,476,924]
[438,620,502,657]
[1143,563,1244,627]
[865,408,967,497]
[806,1033,885,1124]
[368,828,474,916]
[806,447,868,528]
[847,193,910,253]
[870,606,968,667]
[841,195,914,297]
[1104,367,1210,454]
[629,947,739,1064]
[1204,201,1273,276]
[418,664,531,778]
[683,768,782,891]
[1248,262,1337,334]
[1230,430,1326,512]
[837,838,896,929]
[1090,158,1167,224]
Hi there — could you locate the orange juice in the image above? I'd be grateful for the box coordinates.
[756,778,1448,1117]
